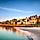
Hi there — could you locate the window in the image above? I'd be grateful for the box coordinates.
[33,22,34,23]
[15,22,17,24]
[22,19,25,21]
[21,22,23,24]
[27,20,29,22]
[29,17,31,20]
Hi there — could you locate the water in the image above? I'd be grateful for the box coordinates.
[0,27,33,40]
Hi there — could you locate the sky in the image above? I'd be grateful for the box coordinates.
[0,0,40,21]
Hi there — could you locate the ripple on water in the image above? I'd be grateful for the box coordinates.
[0,26,34,40]
[0,29,32,40]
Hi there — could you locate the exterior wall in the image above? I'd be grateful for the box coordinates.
[10,15,40,25]
[37,19,40,22]
[25,16,37,24]
[39,19,40,22]
[31,17,36,20]
[23,22,26,24]
[17,22,21,24]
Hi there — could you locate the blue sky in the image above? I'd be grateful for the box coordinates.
[0,0,40,21]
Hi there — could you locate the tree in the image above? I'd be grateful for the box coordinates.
[5,20,10,24]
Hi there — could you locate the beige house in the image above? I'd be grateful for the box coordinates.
[16,16,37,25]
[37,16,40,22]
[24,16,37,24]
[10,15,40,25]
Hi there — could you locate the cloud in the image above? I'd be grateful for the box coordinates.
[0,7,36,13]
[0,7,39,21]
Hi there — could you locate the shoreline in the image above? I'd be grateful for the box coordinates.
[0,26,40,40]
[0,24,40,27]
[14,27,40,40]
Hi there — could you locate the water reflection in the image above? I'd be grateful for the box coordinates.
[0,26,33,40]
[0,27,16,32]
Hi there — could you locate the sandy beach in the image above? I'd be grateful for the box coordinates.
[14,27,40,40]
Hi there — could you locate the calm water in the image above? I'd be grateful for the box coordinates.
[0,27,32,40]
